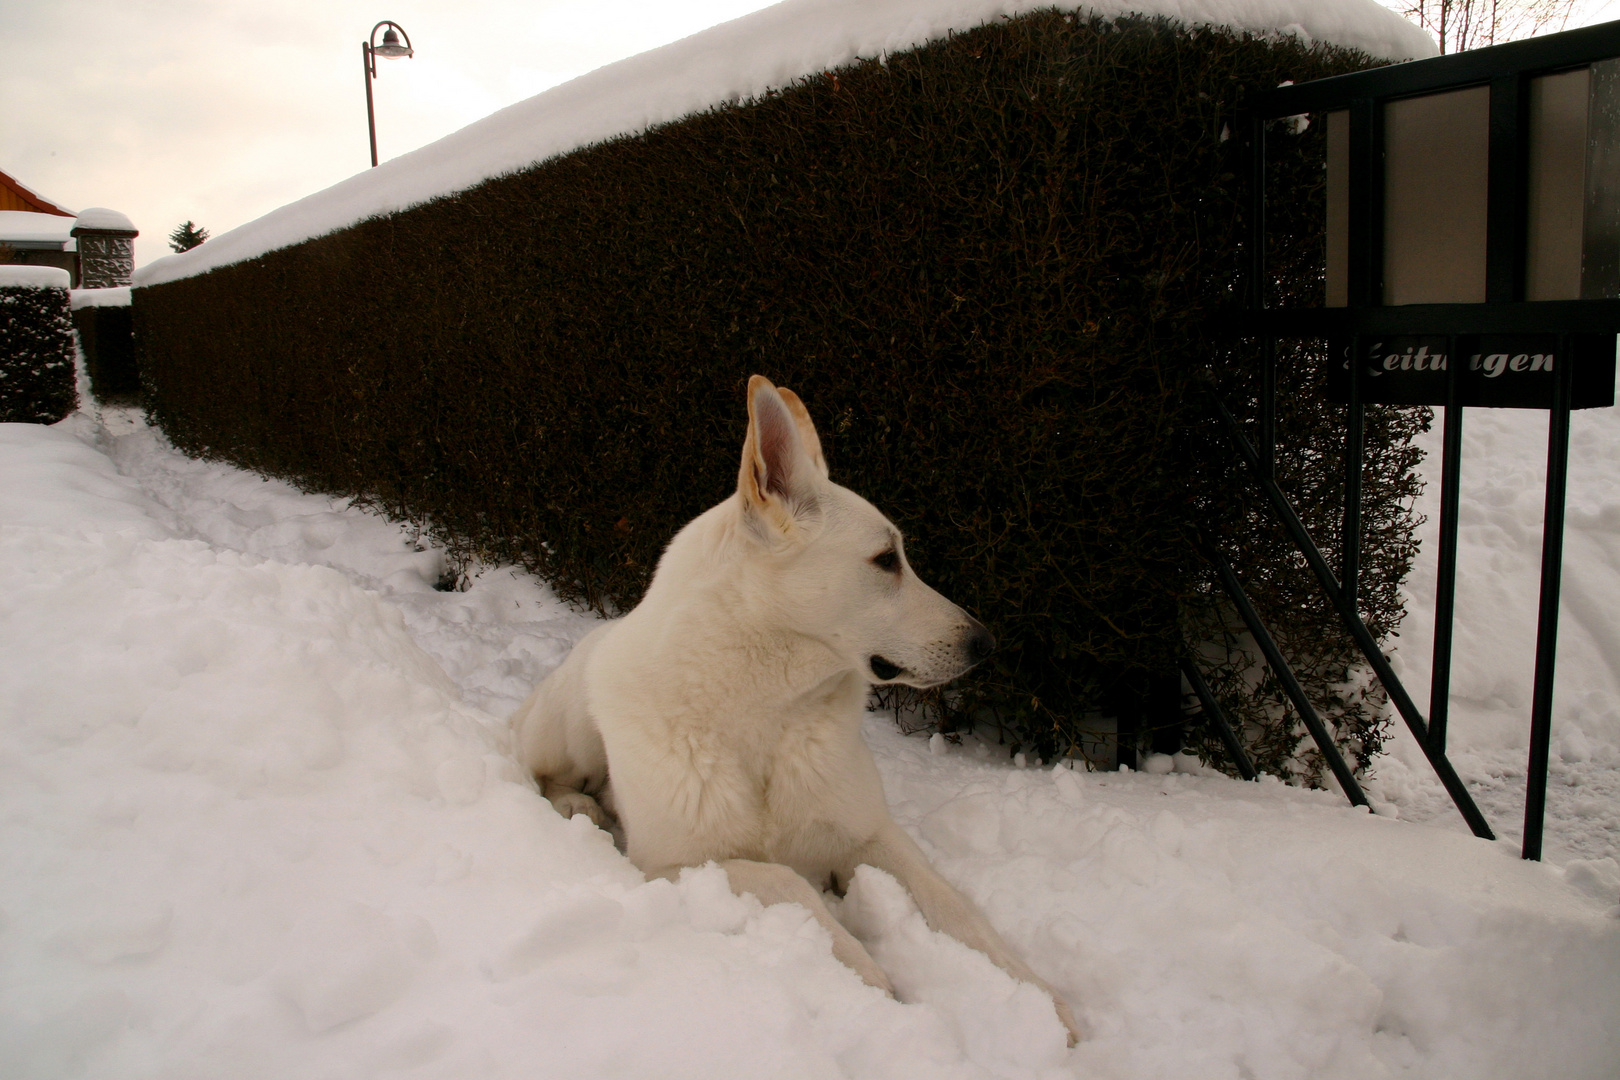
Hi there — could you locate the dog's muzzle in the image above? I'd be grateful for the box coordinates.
[869,655,904,681]
[868,625,995,685]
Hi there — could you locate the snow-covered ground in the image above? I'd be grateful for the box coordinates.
[1371,405,1620,867]
[1,404,1616,1079]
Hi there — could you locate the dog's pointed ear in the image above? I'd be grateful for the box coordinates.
[739,375,819,533]
[775,386,829,479]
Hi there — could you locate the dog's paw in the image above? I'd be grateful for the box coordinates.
[1052,995,1081,1047]
[826,931,894,995]
[548,790,608,829]
[854,957,895,997]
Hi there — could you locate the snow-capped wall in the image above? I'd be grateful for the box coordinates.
[133,0,1432,289]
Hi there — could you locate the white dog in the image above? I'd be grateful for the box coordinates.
[512,375,1077,1043]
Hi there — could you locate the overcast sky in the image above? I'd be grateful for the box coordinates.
[1,0,780,267]
[4,0,1618,269]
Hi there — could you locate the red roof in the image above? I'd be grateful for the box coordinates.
[0,169,75,216]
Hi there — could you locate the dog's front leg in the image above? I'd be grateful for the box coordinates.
[666,859,895,994]
[853,823,1080,1045]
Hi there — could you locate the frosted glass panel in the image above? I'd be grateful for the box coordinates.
[1326,110,1349,307]
[1526,68,1590,301]
[1383,87,1490,305]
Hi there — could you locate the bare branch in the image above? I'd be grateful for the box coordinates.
[1390,0,1578,53]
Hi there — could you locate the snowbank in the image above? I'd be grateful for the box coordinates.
[0,265,72,290]
[0,412,1614,1078]
[132,0,1433,289]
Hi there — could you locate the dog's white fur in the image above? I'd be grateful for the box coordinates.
[512,375,1078,1043]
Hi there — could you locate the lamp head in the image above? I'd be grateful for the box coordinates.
[374,25,413,58]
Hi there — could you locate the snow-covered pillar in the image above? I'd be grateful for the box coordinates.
[71,208,139,289]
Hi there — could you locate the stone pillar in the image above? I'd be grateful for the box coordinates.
[71,208,138,289]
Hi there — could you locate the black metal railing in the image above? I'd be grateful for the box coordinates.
[1201,389,1496,839]
[1215,20,1620,859]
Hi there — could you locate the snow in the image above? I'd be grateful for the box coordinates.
[0,210,75,246]
[69,287,132,310]
[1,405,1614,1078]
[1368,401,1620,866]
[0,265,72,290]
[70,208,137,235]
[131,0,1433,290]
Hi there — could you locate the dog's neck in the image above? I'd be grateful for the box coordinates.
[626,497,868,723]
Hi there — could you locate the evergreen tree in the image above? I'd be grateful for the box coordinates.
[168,221,210,253]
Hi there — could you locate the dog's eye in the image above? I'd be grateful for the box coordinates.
[872,548,900,573]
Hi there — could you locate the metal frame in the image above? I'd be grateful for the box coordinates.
[1205,542,1369,804]
[1226,21,1620,859]
[1181,657,1259,782]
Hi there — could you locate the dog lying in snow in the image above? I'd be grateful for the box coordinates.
[512,375,1078,1043]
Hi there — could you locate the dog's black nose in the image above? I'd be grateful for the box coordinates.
[967,627,996,663]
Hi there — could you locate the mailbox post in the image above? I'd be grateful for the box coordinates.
[1240,21,1620,860]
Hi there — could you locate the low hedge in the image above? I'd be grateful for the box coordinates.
[73,290,138,405]
[1,267,76,424]
[136,11,1424,777]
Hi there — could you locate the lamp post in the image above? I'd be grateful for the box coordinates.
[362,21,414,167]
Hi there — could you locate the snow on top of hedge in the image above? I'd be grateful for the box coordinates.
[0,265,72,290]
[134,0,1433,289]
[71,286,133,309]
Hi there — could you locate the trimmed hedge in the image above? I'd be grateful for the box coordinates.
[74,299,139,405]
[136,12,1424,776]
[1,272,76,424]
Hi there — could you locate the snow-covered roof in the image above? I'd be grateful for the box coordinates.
[71,286,133,309]
[0,168,75,217]
[133,0,1433,289]
[73,207,137,235]
[0,265,73,290]
[0,210,75,246]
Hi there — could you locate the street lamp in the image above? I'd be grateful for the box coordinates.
[362,21,414,167]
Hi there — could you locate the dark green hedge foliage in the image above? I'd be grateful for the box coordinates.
[1,284,76,424]
[136,12,1426,778]
[75,303,139,405]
